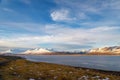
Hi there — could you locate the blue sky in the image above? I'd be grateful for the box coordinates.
[0,0,120,51]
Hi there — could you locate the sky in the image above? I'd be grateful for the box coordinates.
[0,0,120,51]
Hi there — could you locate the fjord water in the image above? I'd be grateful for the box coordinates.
[22,55,120,71]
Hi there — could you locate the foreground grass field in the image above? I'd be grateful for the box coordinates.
[0,55,120,80]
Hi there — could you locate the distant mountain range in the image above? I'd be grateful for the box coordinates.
[0,46,120,55]
[0,49,13,54]
[0,48,29,54]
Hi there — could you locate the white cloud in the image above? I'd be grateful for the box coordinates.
[51,9,76,22]
[50,0,101,23]
[45,24,120,47]
[0,40,26,48]
[0,35,56,48]
[90,26,120,32]
[1,24,119,50]
[53,0,120,24]
[55,0,120,11]
[50,9,88,22]
[0,21,120,50]
[54,0,100,13]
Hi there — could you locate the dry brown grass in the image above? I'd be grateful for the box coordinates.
[0,55,120,80]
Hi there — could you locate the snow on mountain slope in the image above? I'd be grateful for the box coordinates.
[89,46,120,54]
[23,48,53,54]
[0,49,13,54]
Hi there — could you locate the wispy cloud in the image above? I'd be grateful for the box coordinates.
[102,0,120,10]
[51,9,76,22]
[50,8,88,22]
[52,0,120,23]
[2,7,14,12]
[0,23,119,50]
[90,26,120,32]
[0,22,44,34]
[0,0,120,51]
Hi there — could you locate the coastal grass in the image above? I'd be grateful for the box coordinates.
[0,55,120,80]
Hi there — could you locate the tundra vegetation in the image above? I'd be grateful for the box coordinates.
[0,55,120,80]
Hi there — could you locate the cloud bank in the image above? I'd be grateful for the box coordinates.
[0,0,120,51]
[0,23,120,51]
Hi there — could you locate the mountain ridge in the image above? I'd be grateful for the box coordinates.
[0,46,120,55]
[23,48,53,54]
[88,46,120,54]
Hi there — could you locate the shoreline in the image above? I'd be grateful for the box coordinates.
[15,54,120,56]
[31,60,120,74]
[9,54,120,72]
[25,59,120,76]
[0,55,120,80]
[21,56,120,73]
[1,55,120,72]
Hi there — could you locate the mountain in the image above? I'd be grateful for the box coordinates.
[0,48,30,54]
[88,46,120,54]
[0,49,13,54]
[23,48,53,54]
[11,48,29,54]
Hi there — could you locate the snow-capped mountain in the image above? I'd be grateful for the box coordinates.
[0,49,13,54]
[89,46,120,54]
[0,48,30,54]
[23,48,53,54]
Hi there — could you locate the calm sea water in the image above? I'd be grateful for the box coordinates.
[21,55,120,71]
